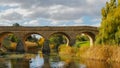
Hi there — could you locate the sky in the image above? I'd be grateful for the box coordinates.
[0,0,109,27]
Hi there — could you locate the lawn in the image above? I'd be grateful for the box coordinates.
[75,41,90,47]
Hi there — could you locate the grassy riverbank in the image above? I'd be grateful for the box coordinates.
[59,45,120,63]
[80,45,120,62]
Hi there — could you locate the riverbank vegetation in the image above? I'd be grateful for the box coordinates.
[78,45,120,62]
[58,45,120,62]
[77,0,120,62]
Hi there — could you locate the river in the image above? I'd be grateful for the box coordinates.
[0,51,120,68]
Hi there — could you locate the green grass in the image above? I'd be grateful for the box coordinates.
[75,41,90,47]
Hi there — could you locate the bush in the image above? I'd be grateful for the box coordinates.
[76,46,89,57]
[80,45,120,62]
[59,44,75,56]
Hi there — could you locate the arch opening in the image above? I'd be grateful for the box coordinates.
[0,32,19,51]
[48,32,70,52]
[75,32,95,47]
[24,33,44,53]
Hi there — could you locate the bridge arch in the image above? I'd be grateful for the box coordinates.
[23,32,45,41]
[48,32,70,52]
[76,31,96,46]
[0,32,19,51]
[48,32,70,46]
[0,32,17,42]
[23,32,45,49]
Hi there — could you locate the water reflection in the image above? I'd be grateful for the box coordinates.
[111,63,120,68]
[82,59,120,68]
[42,55,51,68]
[11,59,29,68]
[30,53,80,68]
[50,61,66,68]
[0,53,120,68]
[50,55,66,68]
[0,58,11,68]
[30,54,44,68]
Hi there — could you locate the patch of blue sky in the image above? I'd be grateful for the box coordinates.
[82,16,101,26]
[0,5,18,12]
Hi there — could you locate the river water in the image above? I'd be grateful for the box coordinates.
[0,52,120,68]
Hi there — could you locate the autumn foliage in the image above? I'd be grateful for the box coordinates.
[96,0,120,45]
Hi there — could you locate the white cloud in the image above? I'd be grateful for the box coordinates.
[0,22,11,26]
[75,18,83,24]
[0,0,109,26]
[50,20,68,26]
[1,12,23,21]
[86,0,96,4]
[91,18,101,22]
[26,7,50,19]
[23,20,39,26]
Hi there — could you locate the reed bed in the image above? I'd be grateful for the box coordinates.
[79,45,120,62]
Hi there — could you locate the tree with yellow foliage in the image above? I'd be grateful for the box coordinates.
[96,0,120,45]
[37,38,44,47]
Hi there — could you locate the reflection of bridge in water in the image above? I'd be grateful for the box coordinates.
[0,26,98,52]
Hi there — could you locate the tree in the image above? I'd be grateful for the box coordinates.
[118,0,120,6]
[96,0,120,45]
[2,37,11,49]
[8,34,18,42]
[26,35,33,41]
[49,34,65,52]
[26,35,38,42]
[38,38,44,47]
[76,35,89,42]
[12,23,20,27]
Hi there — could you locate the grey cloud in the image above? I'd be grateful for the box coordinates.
[35,0,86,7]
[0,0,88,8]
[26,7,50,19]
[0,0,108,26]
[1,12,23,21]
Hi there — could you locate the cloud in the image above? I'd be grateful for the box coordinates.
[26,7,50,19]
[0,0,109,26]
[1,12,23,21]
[23,19,40,26]
[91,18,101,22]
[90,18,101,27]
[0,22,11,26]
[91,23,100,27]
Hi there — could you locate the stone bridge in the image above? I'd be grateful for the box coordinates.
[0,26,98,52]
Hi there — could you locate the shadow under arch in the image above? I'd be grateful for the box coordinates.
[48,32,70,46]
[0,32,19,51]
[23,32,45,42]
[0,32,16,41]
[76,31,96,46]
[23,32,45,53]
[47,32,71,53]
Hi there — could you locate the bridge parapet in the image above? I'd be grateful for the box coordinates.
[0,26,98,32]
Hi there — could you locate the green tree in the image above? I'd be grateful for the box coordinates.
[12,23,20,27]
[26,35,33,41]
[76,35,89,42]
[2,37,11,49]
[96,0,120,45]
[8,34,18,42]
[49,34,65,51]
